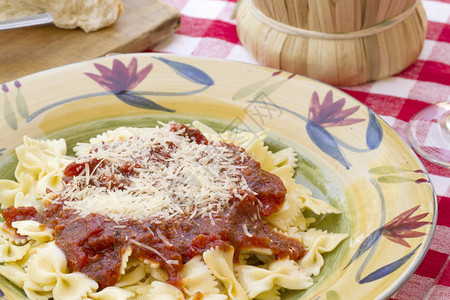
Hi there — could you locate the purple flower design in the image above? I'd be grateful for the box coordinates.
[27,56,220,122]
[84,57,173,112]
[85,57,153,93]
[308,90,364,127]
[305,90,383,169]
[306,90,365,169]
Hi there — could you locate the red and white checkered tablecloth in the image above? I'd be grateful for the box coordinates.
[149,0,450,299]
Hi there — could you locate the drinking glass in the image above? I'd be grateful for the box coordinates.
[407,101,450,168]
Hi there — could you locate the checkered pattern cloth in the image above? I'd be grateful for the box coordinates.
[150,0,450,299]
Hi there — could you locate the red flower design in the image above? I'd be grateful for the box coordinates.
[382,205,430,247]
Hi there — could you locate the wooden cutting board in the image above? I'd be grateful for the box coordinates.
[0,0,180,83]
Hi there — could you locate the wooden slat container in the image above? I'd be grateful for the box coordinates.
[236,0,427,86]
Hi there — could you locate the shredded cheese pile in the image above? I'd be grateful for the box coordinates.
[60,123,252,222]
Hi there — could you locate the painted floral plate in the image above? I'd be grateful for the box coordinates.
[0,54,436,299]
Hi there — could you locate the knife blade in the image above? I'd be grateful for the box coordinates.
[0,13,53,30]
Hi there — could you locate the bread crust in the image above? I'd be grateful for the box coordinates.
[0,0,123,32]
[0,0,44,22]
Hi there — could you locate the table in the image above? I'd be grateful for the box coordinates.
[150,0,449,299]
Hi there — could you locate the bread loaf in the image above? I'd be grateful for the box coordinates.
[0,0,44,22]
[0,0,123,32]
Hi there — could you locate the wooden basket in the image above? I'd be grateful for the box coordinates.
[235,0,427,86]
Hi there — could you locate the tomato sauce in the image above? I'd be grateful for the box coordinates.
[1,123,305,289]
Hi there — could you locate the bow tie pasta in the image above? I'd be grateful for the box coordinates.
[0,121,347,300]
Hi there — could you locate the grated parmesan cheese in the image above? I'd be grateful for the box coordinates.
[59,123,253,222]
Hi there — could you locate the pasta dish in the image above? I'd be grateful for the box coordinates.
[0,121,347,300]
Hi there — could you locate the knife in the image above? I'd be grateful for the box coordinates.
[0,13,53,30]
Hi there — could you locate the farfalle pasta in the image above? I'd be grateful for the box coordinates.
[0,121,347,299]
[181,255,222,297]
[236,258,313,298]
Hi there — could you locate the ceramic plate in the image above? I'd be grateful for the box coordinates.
[0,54,436,299]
